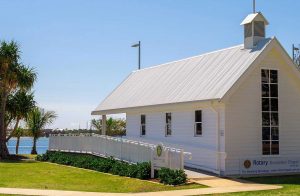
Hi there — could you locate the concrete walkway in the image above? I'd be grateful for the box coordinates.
[184,169,216,179]
[0,183,282,196]
[0,169,281,196]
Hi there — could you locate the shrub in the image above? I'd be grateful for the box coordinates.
[37,151,151,180]
[37,151,184,185]
[126,164,138,178]
[158,167,187,185]
[110,161,123,175]
[36,152,49,161]
[136,162,151,179]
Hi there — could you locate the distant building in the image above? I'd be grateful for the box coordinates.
[92,12,300,176]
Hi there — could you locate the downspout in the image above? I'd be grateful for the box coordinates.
[210,101,221,176]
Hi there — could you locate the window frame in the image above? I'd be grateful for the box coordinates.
[140,114,146,136]
[194,110,203,137]
[165,112,172,137]
[261,68,279,156]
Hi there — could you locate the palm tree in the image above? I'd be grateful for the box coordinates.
[104,118,126,136]
[14,127,25,155]
[6,91,35,142]
[26,107,57,154]
[0,41,36,158]
[91,118,126,136]
[91,119,102,134]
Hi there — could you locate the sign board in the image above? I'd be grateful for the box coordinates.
[240,157,300,175]
[151,143,168,178]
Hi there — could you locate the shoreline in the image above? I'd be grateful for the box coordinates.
[7,137,48,141]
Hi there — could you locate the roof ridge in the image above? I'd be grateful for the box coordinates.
[132,44,244,73]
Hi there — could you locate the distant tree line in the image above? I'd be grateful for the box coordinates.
[49,118,126,137]
[90,118,126,136]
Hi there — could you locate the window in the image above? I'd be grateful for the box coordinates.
[254,21,265,37]
[140,115,146,136]
[244,23,252,38]
[165,113,172,136]
[261,69,279,155]
[195,110,202,136]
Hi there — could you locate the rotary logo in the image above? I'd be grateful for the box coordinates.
[156,144,163,157]
[244,160,251,169]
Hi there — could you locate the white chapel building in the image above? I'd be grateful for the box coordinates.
[92,12,300,176]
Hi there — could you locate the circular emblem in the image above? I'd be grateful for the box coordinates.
[244,160,251,169]
[156,144,163,157]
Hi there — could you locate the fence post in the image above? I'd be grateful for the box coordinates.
[151,148,154,178]
[180,149,184,170]
[120,138,123,161]
[166,148,169,168]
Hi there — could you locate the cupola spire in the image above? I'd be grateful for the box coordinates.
[241,1,269,49]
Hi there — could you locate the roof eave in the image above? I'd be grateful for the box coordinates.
[91,98,220,115]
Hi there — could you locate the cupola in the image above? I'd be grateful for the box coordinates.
[241,12,269,49]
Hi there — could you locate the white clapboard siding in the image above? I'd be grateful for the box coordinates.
[224,47,300,175]
[126,107,220,173]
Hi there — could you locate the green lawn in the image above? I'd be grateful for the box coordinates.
[0,160,204,193]
[212,175,300,195]
[0,195,20,196]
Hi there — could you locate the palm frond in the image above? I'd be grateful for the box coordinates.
[26,107,57,138]
[16,64,37,91]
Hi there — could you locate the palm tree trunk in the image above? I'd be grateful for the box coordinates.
[4,115,13,138]
[31,137,37,155]
[16,136,20,155]
[0,91,9,159]
[6,117,20,142]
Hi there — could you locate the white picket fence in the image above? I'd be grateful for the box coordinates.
[49,134,191,170]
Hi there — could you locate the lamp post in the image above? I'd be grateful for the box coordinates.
[131,41,141,70]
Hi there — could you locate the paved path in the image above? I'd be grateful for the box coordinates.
[184,169,217,179]
[0,183,281,196]
[0,169,281,196]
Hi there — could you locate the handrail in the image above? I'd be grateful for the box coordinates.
[49,133,192,156]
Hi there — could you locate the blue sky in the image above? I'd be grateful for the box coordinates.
[1,0,299,129]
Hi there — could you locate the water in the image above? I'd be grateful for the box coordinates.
[7,137,49,155]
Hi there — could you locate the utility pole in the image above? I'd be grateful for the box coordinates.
[131,41,141,70]
[253,0,256,13]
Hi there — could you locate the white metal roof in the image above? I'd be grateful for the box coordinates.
[92,38,273,114]
[240,12,269,25]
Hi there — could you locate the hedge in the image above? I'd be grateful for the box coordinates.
[158,167,187,185]
[37,151,187,185]
[37,151,150,179]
